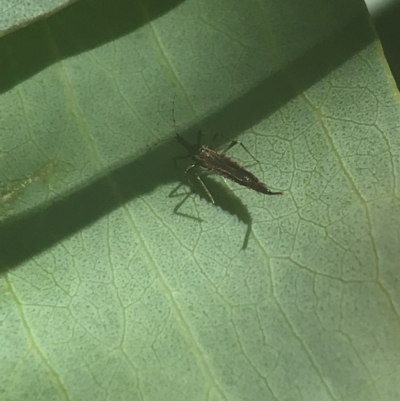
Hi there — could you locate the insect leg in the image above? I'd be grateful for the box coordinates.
[193,172,215,204]
[221,139,259,162]
[185,163,197,173]
[174,154,191,168]
[184,164,215,204]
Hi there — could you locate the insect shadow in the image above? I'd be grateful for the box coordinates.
[169,93,282,202]
[170,129,281,249]
[168,170,253,249]
[168,100,283,248]
[173,129,283,205]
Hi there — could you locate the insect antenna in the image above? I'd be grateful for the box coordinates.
[172,96,192,150]
[145,97,188,153]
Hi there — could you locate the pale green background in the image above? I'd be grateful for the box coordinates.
[1,0,400,400]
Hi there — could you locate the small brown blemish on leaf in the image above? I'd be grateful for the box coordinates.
[1,162,55,204]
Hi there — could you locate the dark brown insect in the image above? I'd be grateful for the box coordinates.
[175,130,283,203]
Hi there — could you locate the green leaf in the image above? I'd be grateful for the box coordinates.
[1,0,400,400]
[0,0,73,37]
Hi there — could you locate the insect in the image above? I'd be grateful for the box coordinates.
[173,110,283,204]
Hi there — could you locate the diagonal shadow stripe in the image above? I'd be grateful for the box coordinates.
[0,12,374,272]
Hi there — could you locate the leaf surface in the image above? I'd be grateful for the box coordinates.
[1,1,400,400]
